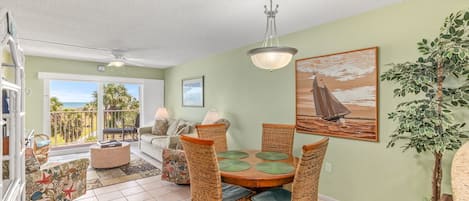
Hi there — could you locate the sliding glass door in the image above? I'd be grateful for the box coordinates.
[102,83,140,141]
[48,80,141,147]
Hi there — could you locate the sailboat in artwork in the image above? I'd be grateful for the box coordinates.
[311,76,351,121]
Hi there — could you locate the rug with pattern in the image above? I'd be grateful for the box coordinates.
[87,154,161,189]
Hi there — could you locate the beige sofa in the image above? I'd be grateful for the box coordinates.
[138,119,197,161]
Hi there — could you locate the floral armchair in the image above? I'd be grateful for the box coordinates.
[160,119,231,185]
[25,148,89,201]
[161,137,190,184]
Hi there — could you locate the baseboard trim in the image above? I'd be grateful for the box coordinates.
[319,194,339,201]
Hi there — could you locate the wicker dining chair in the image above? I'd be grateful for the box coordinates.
[262,123,296,155]
[252,137,329,201]
[452,141,469,201]
[179,135,253,201]
[196,124,228,152]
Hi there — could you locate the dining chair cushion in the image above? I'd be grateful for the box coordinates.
[221,183,253,201]
[166,119,181,136]
[251,188,291,201]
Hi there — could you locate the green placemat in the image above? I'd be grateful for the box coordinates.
[255,162,294,175]
[219,159,251,172]
[255,152,289,161]
[217,151,249,159]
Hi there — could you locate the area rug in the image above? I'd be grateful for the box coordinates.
[86,154,161,190]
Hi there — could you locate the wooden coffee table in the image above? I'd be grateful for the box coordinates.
[90,142,130,168]
[219,150,298,188]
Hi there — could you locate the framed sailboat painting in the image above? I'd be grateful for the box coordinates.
[295,47,379,142]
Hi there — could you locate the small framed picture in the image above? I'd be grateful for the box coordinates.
[182,76,204,107]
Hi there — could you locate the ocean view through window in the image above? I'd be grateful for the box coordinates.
[62,102,88,108]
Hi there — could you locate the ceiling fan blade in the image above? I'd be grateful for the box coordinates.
[124,58,148,67]
[121,47,159,53]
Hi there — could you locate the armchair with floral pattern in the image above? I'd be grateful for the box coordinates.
[161,137,190,184]
[25,148,89,201]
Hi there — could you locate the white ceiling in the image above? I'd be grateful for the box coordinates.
[0,0,401,68]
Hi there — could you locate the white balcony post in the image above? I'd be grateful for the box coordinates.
[43,79,51,135]
[97,82,104,141]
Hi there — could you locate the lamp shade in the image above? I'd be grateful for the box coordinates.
[248,46,297,70]
[202,110,220,125]
[155,107,169,120]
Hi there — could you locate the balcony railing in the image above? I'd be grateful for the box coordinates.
[50,109,139,147]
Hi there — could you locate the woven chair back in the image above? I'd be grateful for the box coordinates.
[262,123,296,155]
[452,141,469,201]
[292,137,329,201]
[180,135,222,201]
[196,124,228,152]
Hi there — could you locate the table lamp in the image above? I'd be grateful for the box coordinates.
[155,107,169,120]
[202,110,220,125]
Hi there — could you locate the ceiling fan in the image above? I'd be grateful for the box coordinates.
[18,38,154,67]
[107,50,126,67]
[107,49,146,67]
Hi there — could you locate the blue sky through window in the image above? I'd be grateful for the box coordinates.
[50,80,139,103]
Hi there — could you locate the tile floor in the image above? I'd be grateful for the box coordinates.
[50,143,191,201]
[75,175,190,201]
[50,143,322,201]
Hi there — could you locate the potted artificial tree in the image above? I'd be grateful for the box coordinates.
[381,9,469,201]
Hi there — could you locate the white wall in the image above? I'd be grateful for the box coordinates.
[142,79,164,126]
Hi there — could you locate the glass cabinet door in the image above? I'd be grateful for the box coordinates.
[0,9,26,201]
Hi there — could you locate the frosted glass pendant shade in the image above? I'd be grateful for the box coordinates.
[248,47,297,70]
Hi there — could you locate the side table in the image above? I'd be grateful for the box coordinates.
[90,142,130,168]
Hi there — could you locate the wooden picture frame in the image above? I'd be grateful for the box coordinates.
[295,47,379,142]
[182,76,204,107]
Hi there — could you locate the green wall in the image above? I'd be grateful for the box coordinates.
[164,0,468,200]
[25,56,164,132]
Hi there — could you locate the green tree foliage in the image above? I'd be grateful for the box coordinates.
[49,97,85,143]
[84,84,139,129]
[381,10,469,201]
[84,83,139,110]
[49,96,63,112]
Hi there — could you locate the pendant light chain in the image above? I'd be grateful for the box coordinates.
[273,14,279,47]
[262,0,280,48]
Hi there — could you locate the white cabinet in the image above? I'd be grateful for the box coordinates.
[0,9,26,201]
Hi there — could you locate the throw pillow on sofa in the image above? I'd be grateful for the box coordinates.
[175,120,192,135]
[214,118,231,130]
[166,119,180,136]
[152,119,168,136]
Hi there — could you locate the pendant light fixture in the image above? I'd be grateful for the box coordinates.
[247,0,298,71]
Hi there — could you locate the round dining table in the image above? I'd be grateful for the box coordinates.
[218,150,298,188]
